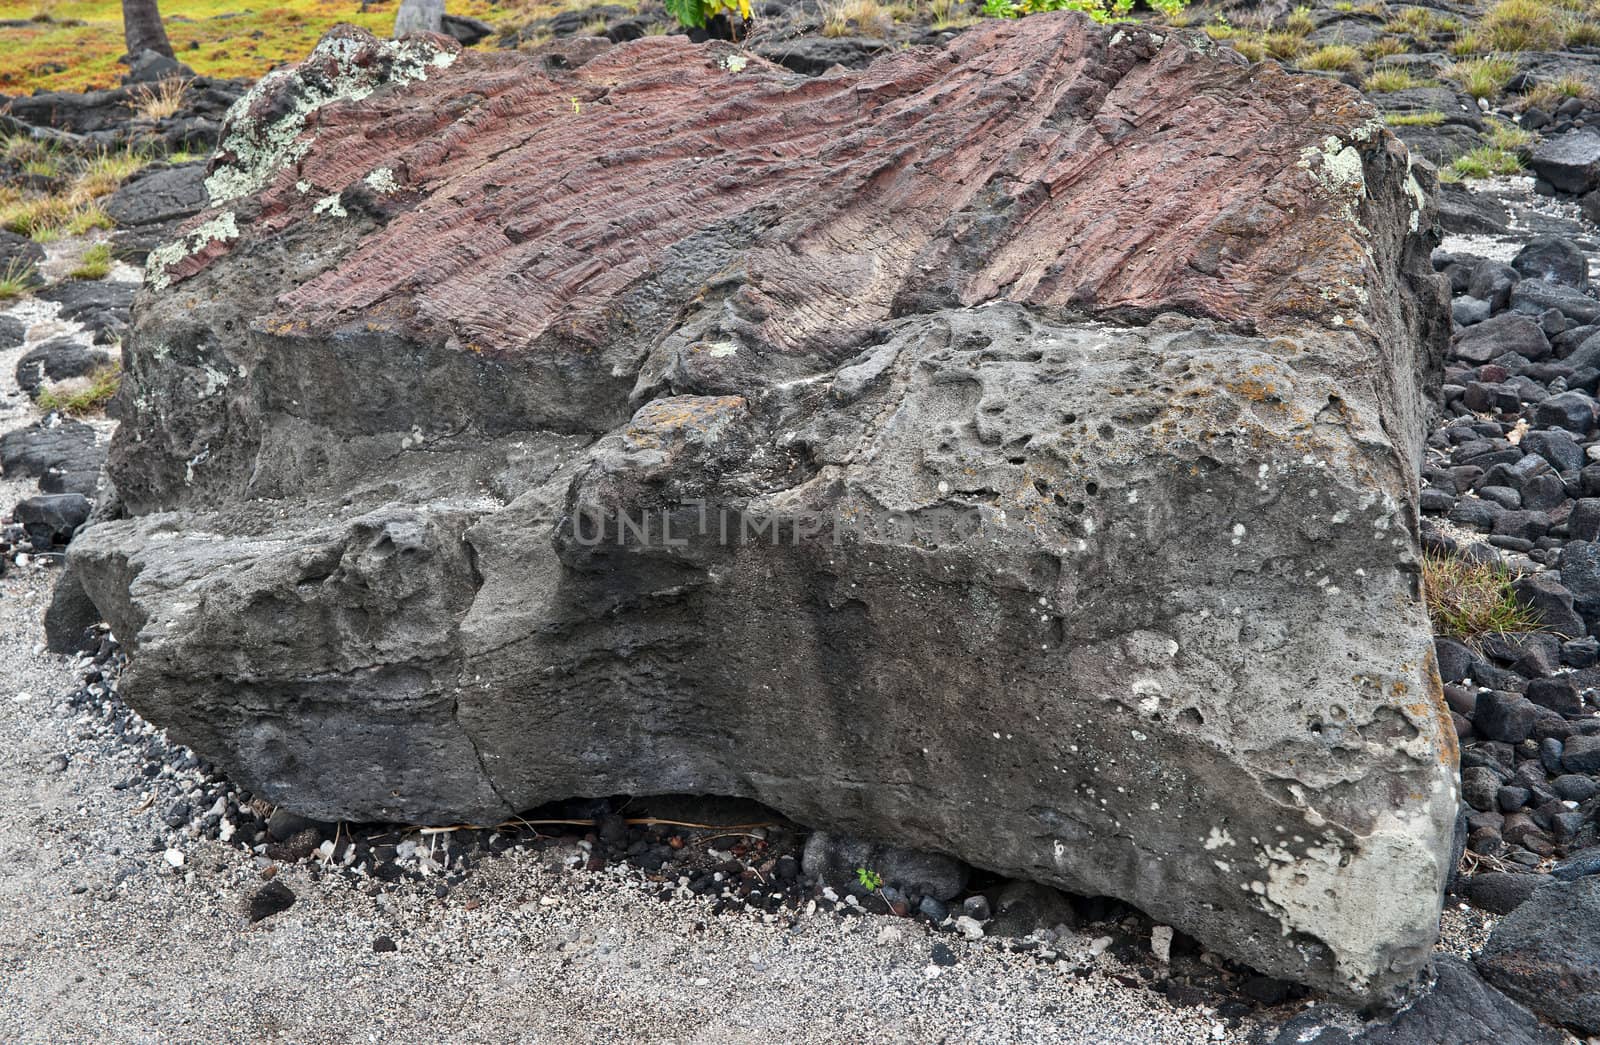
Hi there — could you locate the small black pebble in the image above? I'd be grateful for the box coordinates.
[248,881,296,923]
[372,935,398,953]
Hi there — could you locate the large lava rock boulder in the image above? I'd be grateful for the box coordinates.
[69,21,1455,1005]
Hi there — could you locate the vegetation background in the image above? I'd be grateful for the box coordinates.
[0,0,500,92]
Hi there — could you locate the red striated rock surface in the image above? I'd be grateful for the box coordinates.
[171,20,1398,361]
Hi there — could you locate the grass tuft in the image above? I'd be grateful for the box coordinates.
[1285,4,1315,34]
[1385,110,1447,126]
[1422,550,1543,642]
[1478,0,1567,50]
[69,240,113,280]
[35,361,121,417]
[0,258,39,301]
[1486,119,1535,151]
[131,77,188,120]
[1522,72,1600,110]
[1365,36,1412,58]
[1300,43,1363,71]
[1258,30,1307,59]
[820,0,890,36]
[1447,145,1527,179]
[1364,67,1432,91]
[1444,55,1519,99]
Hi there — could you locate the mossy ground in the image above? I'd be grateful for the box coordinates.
[0,0,511,93]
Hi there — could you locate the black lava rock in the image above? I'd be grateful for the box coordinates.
[1478,876,1600,1034]
[248,881,297,923]
[13,493,92,550]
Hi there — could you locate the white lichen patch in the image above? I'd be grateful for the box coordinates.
[205,33,456,206]
[1298,135,1368,223]
[1403,162,1429,234]
[364,167,401,195]
[313,194,348,218]
[145,211,241,291]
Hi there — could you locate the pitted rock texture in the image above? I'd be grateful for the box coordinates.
[71,19,1455,1005]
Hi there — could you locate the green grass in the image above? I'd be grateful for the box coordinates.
[0,138,145,241]
[1263,30,1309,59]
[1522,72,1600,111]
[1364,36,1411,58]
[0,0,502,93]
[1423,550,1543,642]
[1569,19,1600,43]
[1285,4,1315,34]
[1385,7,1462,35]
[1444,56,1519,100]
[1364,67,1432,91]
[69,241,113,280]
[1300,43,1363,71]
[1477,0,1568,50]
[1385,110,1447,126]
[35,362,121,416]
[1447,145,1526,180]
[0,258,38,301]
[1486,119,1535,151]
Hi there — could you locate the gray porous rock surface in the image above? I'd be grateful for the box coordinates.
[68,19,1456,1005]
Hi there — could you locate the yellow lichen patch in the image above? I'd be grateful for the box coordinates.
[624,395,748,450]
[1228,379,1283,404]
[1415,647,1460,769]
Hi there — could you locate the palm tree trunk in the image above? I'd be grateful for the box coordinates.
[122,0,174,59]
[394,0,445,36]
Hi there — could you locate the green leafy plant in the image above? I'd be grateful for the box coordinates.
[981,0,1145,22]
[665,0,751,30]
[855,867,884,891]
